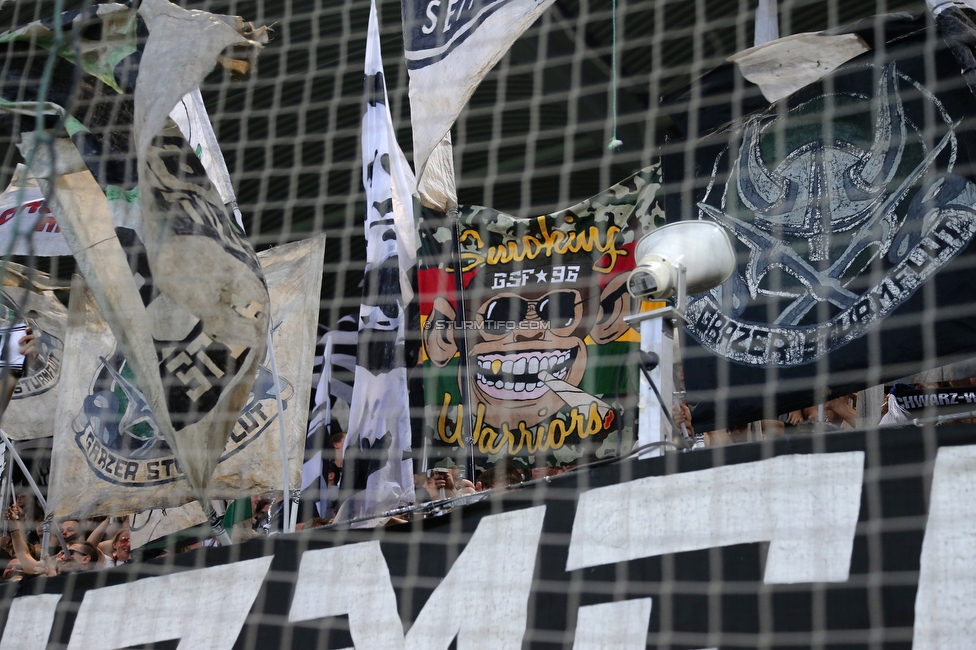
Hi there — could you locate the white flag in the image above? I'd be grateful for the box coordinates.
[168,87,245,232]
[0,88,241,259]
[0,264,67,442]
[301,316,357,518]
[47,237,324,519]
[7,1,272,511]
[402,0,556,182]
[334,0,417,524]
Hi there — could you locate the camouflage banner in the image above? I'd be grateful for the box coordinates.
[418,166,663,473]
[48,236,325,518]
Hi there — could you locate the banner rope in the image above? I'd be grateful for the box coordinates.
[607,0,622,151]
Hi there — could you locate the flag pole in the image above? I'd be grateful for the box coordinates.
[0,429,68,552]
[0,443,11,537]
[204,502,232,546]
[267,327,292,534]
[448,211,476,481]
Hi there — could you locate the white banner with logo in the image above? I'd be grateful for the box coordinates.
[0,264,67,441]
[48,236,325,518]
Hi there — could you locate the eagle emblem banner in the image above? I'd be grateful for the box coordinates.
[662,13,976,428]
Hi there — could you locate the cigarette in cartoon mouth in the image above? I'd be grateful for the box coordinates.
[538,370,615,429]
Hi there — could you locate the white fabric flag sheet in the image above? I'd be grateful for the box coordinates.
[48,236,324,518]
[0,264,67,441]
[402,0,556,181]
[335,0,416,523]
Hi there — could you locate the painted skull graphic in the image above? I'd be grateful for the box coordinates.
[686,63,976,366]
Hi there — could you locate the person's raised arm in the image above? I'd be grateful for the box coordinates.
[87,517,110,546]
[826,395,858,428]
[4,505,40,574]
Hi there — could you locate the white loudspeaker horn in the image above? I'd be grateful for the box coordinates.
[627,221,737,301]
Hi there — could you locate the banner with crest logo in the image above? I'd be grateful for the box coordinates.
[660,13,976,428]
[417,166,664,474]
[48,237,324,518]
[0,263,66,441]
[0,0,271,513]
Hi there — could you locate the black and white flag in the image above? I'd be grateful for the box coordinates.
[662,13,976,428]
[301,316,357,517]
[402,0,555,183]
[335,0,417,524]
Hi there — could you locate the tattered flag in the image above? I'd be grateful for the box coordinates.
[0,1,272,508]
[402,0,556,184]
[49,237,324,518]
[334,0,417,524]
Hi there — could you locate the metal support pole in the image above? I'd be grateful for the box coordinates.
[637,316,675,458]
[204,502,232,546]
[0,443,11,537]
[267,328,292,533]
[0,429,68,552]
[41,521,50,556]
[448,213,476,481]
[624,268,685,458]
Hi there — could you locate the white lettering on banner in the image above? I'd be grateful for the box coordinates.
[32,448,976,646]
[0,594,61,650]
[288,541,404,649]
[913,444,976,649]
[565,453,865,584]
[289,507,546,650]
[573,598,652,650]
[65,556,273,650]
[405,506,545,650]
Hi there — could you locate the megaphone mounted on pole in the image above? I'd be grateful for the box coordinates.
[623,221,737,455]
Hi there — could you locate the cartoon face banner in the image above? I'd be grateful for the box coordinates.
[48,237,325,519]
[661,13,976,428]
[418,167,663,471]
[0,264,66,441]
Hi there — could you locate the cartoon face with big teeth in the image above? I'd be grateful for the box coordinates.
[470,285,593,425]
[424,257,634,429]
